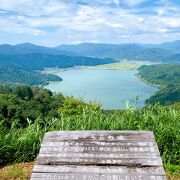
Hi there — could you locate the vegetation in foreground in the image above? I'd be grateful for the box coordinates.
[0,85,179,178]
[0,162,34,180]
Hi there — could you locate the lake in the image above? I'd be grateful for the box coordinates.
[44,69,157,109]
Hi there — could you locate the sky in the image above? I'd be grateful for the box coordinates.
[0,0,180,46]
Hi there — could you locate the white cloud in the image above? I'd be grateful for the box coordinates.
[0,0,179,45]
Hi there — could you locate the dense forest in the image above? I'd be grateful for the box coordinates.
[0,85,179,177]
[0,54,115,71]
[138,64,180,105]
[146,85,180,105]
[138,64,180,86]
[0,62,62,86]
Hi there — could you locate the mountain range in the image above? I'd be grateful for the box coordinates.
[0,40,180,63]
[56,40,180,62]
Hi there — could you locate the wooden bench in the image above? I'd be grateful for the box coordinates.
[31,131,166,180]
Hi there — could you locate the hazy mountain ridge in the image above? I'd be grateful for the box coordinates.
[0,43,76,56]
[56,41,180,62]
[0,40,179,63]
[164,53,180,63]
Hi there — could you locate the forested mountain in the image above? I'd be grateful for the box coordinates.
[165,53,180,63]
[138,64,180,105]
[0,54,115,71]
[56,41,180,62]
[157,40,180,52]
[57,43,143,59]
[0,41,179,64]
[0,62,62,86]
[57,43,172,60]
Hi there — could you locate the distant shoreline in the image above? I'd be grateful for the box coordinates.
[42,60,159,74]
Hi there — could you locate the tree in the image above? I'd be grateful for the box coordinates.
[14,85,33,100]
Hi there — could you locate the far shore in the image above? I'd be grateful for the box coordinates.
[42,60,160,74]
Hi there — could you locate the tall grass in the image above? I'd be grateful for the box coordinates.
[0,104,180,167]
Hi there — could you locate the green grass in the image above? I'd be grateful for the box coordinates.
[0,162,34,179]
[165,164,180,176]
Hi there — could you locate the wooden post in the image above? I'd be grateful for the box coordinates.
[31,131,166,179]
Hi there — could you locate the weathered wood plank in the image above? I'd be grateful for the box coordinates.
[42,141,157,147]
[43,131,155,142]
[33,165,165,175]
[45,130,154,135]
[38,152,160,158]
[37,155,163,166]
[31,173,166,180]
[31,131,166,180]
[43,131,154,139]
[39,146,159,154]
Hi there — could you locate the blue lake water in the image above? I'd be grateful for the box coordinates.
[44,69,157,109]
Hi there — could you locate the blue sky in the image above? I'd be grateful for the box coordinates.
[0,0,180,46]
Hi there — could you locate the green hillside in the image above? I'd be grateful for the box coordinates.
[0,62,62,86]
[0,54,116,71]
[138,64,180,105]
[138,64,180,86]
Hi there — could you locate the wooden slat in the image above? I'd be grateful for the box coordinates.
[45,130,154,135]
[33,165,165,175]
[39,146,159,154]
[37,155,163,166]
[42,141,157,147]
[38,151,160,158]
[43,131,155,142]
[31,173,166,180]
